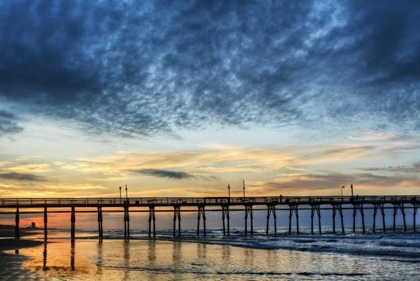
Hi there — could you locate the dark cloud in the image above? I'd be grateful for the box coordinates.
[0,172,45,182]
[261,172,419,193]
[0,110,23,136]
[358,162,420,173]
[132,169,194,180]
[0,0,419,137]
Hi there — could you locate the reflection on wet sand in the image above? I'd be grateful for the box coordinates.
[70,240,75,271]
[42,244,47,271]
[123,240,130,280]
[96,241,103,276]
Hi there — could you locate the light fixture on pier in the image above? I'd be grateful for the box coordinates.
[125,184,128,200]
[119,186,122,203]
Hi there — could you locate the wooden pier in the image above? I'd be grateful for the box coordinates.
[1,195,419,240]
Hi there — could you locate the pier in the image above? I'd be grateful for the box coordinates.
[1,195,419,240]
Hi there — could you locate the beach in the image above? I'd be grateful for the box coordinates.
[0,229,44,281]
[1,227,420,280]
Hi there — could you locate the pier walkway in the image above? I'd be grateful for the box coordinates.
[1,195,419,240]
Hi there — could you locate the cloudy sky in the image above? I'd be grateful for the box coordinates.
[1,0,420,211]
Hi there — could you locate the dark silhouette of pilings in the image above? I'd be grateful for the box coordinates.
[123,205,130,239]
[372,203,386,233]
[44,207,48,241]
[332,203,344,234]
[413,202,420,231]
[148,206,156,237]
[71,206,76,240]
[173,205,181,237]
[352,202,365,234]
[310,204,321,234]
[197,205,206,236]
[97,206,103,239]
[393,203,406,232]
[221,205,230,236]
[289,204,299,234]
[244,204,254,235]
[15,207,20,239]
[266,204,277,235]
[5,195,420,240]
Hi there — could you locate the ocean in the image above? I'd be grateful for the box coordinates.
[4,226,420,280]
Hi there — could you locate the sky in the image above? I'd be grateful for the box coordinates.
[1,0,420,218]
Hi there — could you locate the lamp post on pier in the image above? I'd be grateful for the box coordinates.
[228,184,230,201]
[125,184,128,201]
[341,185,345,199]
[243,180,246,198]
[351,184,354,197]
[119,186,122,203]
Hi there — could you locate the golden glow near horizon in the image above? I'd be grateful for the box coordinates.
[1,126,419,201]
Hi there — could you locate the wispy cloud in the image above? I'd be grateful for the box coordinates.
[0,110,23,136]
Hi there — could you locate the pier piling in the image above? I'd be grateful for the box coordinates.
[15,207,20,240]
[373,203,386,233]
[173,205,181,237]
[197,205,206,236]
[44,207,48,242]
[2,195,420,239]
[148,206,156,237]
[266,204,277,235]
[221,205,230,236]
[71,206,76,240]
[332,204,344,234]
[413,202,419,231]
[352,203,365,234]
[393,203,406,232]
[123,205,130,239]
[244,204,254,235]
[97,206,103,239]
[310,204,321,234]
[288,204,299,234]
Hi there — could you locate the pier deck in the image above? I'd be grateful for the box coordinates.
[1,195,419,239]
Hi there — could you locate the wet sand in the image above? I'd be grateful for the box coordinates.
[0,229,44,281]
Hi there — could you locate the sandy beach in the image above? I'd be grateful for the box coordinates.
[0,229,44,281]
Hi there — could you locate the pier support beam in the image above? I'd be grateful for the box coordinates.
[221,205,230,236]
[332,204,344,234]
[197,205,206,236]
[413,202,420,232]
[393,203,406,232]
[288,204,299,234]
[352,203,365,234]
[266,205,277,235]
[148,206,156,237]
[310,204,321,234]
[15,207,20,240]
[123,205,130,239]
[71,206,76,240]
[97,206,103,239]
[244,205,254,236]
[372,203,386,233]
[44,207,48,242]
[173,205,181,237]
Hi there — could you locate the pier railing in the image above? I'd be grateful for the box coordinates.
[1,195,418,207]
[2,195,420,240]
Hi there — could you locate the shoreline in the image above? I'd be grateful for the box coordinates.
[0,228,44,251]
[0,229,45,281]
